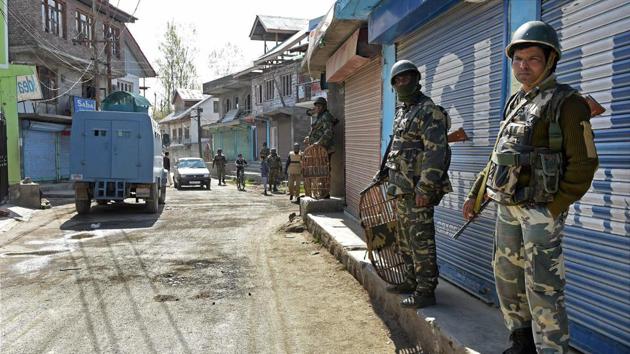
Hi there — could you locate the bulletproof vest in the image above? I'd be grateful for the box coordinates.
[486,81,577,205]
[308,111,334,149]
[287,151,302,175]
[385,95,452,199]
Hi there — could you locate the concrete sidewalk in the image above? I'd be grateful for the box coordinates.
[304,212,509,354]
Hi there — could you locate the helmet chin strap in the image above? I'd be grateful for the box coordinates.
[529,51,557,90]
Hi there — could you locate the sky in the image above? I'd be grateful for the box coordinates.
[114,0,335,107]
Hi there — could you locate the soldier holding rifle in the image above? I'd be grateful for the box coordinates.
[462,21,598,354]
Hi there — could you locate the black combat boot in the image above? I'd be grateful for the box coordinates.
[503,327,536,354]
[400,292,436,309]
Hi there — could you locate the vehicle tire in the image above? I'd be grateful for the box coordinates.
[174,180,180,190]
[205,182,211,190]
[159,184,166,204]
[146,182,159,213]
[75,198,91,214]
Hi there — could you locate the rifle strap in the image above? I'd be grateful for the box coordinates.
[473,95,531,213]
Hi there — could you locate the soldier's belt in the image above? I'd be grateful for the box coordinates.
[491,152,534,167]
[392,141,423,150]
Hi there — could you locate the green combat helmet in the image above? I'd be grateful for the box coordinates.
[390,60,420,85]
[314,97,327,106]
[506,20,561,59]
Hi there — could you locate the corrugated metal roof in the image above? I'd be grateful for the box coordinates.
[175,89,205,102]
[256,15,308,32]
[254,29,308,65]
[159,95,217,125]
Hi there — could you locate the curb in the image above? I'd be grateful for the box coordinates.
[305,213,472,354]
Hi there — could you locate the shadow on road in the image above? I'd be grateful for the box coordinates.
[59,203,163,231]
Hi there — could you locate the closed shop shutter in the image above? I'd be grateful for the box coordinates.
[59,133,71,179]
[397,0,504,304]
[344,58,382,217]
[542,1,630,352]
[23,128,57,182]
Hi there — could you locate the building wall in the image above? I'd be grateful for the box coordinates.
[8,0,126,75]
[0,65,36,185]
[277,116,292,158]
[251,62,301,116]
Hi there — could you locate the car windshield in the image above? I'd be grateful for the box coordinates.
[178,160,206,168]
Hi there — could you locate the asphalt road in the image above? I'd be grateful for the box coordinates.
[0,183,414,353]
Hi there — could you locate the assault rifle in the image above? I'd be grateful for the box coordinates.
[361,127,469,194]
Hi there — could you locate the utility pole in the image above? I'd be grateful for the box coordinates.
[105,1,112,95]
[196,107,203,159]
[92,0,100,109]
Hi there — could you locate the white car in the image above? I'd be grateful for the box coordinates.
[173,158,211,190]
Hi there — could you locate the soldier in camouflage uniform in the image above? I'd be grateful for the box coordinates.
[212,149,227,186]
[384,60,452,309]
[267,148,282,193]
[259,142,270,160]
[463,21,598,354]
[304,97,337,198]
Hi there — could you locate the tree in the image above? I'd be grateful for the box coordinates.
[207,42,248,80]
[156,21,198,115]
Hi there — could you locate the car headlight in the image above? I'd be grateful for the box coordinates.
[203,174,209,178]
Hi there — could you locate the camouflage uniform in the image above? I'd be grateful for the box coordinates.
[306,110,335,150]
[212,153,227,184]
[267,151,282,192]
[467,74,598,354]
[386,94,452,296]
[259,146,270,160]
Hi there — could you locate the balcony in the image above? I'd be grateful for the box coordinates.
[295,80,325,105]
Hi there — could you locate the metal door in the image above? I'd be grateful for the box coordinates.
[0,113,8,202]
[111,120,139,179]
[23,129,57,181]
[397,0,504,304]
[344,58,382,217]
[542,1,630,352]
[84,120,111,178]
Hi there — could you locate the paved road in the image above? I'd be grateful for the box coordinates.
[0,184,413,353]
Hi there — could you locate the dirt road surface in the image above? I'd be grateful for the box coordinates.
[0,184,416,353]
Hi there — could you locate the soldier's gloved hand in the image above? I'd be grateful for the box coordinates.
[415,194,430,207]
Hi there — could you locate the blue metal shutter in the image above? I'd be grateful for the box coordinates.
[59,133,70,179]
[397,0,504,304]
[542,1,630,353]
[23,125,58,182]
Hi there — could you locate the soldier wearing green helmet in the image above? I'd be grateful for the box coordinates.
[380,59,452,309]
[463,20,598,354]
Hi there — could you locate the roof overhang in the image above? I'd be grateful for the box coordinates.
[203,72,254,95]
[301,0,382,77]
[254,30,308,66]
[368,0,459,44]
[77,0,138,23]
[326,27,380,82]
[249,15,307,41]
[19,113,72,125]
[122,26,156,78]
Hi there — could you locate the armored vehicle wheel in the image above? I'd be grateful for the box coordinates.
[146,182,159,213]
[75,198,91,214]
[158,184,166,204]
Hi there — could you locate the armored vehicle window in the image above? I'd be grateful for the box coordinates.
[93,129,107,136]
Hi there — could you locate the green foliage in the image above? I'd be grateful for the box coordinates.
[156,21,199,114]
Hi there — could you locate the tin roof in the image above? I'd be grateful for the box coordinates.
[173,89,205,103]
[249,15,308,41]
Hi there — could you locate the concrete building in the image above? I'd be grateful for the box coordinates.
[159,89,220,162]
[7,0,155,182]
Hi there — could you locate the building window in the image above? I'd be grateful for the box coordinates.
[172,128,177,140]
[234,96,239,109]
[184,127,190,139]
[246,94,251,112]
[116,80,133,92]
[41,0,66,38]
[281,74,292,97]
[264,80,274,101]
[213,101,219,113]
[103,24,121,58]
[75,10,93,47]
[178,128,183,142]
[255,84,263,104]
[37,66,57,100]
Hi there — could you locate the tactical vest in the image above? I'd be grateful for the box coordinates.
[308,111,334,149]
[385,95,452,200]
[287,151,302,175]
[486,81,578,205]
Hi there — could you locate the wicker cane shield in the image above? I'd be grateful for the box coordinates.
[302,144,330,199]
[359,182,406,285]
